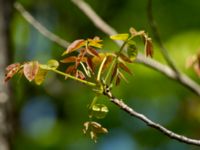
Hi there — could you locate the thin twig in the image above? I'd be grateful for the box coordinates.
[14,2,70,48]
[72,0,200,96]
[103,87,200,146]
[147,0,179,74]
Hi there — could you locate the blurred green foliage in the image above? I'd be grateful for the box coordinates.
[10,0,200,149]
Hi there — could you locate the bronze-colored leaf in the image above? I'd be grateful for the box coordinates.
[76,70,86,80]
[87,47,99,57]
[194,63,200,77]
[145,38,153,57]
[60,56,77,63]
[4,63,21,82]
[62,39,85,56]
[119,62,132,75]
[75,49,87,68]
[110,63,118,83]
[66,65,76,74]
[23,61,39,82]
[115,73,121,86]
[86,57,94,72]
[118,53,132,63]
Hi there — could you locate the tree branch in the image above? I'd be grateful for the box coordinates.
[14,2,70,48]
[71,0,200,96]
[103,87,200,146]
[147,0,179,74]
[14,1,200,146]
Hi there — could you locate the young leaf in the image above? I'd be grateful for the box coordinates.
[127,41,138,61]
[145,38,153,57]
[62,39,85,56]
[34,68,48,85]
[115,73,121,86]
[119,62,132,75]
[87,47,99,57]
[88,37,103,48]
[23,61,39,82]
[91,104,109,119]
[86,57,94,73]
[60,56,77,63]
[118,53,132,63]
[110,33,129,41]
[47,59,59,69]
[83,121,108,143]
[110,63,118,83]
[4,63,21,82]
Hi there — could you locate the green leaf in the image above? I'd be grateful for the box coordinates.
[34,68,48,85]
[83,121,108,143]
[127,41,138,61]
[47,59,59,69]
[110,33,129,41]
[91,104,109,119]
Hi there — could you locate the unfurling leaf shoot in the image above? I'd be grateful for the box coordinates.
[5,27,153,142]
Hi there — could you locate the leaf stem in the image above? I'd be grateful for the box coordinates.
[50,68,96,87]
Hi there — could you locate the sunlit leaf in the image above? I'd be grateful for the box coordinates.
[23,61,39,82]
[119,62,132,75]
[145,38,153,57]
[34,68,48,85]
[62,39,85,56]
[91,104,109,119]
[88,37,103,48]
[4,63,21,82]
[110,33,129,41]
[47,59,59,69]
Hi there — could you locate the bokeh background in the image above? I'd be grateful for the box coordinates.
[9,0,200,149]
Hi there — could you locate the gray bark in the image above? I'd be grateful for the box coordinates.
[0,0,14,149]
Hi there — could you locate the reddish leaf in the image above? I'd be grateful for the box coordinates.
[61,56,87,63]
[119,62,132,75]
[86,57,94,72]
[115,73,121,86]
[76,70,86,80]
[75,49,87,68]
[145,38,153,57]
[4,63,21,82]
[102,55,114,71]
[118,53,132,63]
[194,63,200,77]
[87,47,99,57]
[66,65,76,74]
[110,63,118,83]
[62,39,85,55]
[23,61,39,82]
